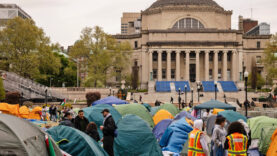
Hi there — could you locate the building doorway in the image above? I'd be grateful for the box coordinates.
[190,64,196,82]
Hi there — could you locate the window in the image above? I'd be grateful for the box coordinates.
[257,41,261,49]
[171,52,176,61]
[218,53,222,61]
[209,53,213,62]
[256,56,262,64]
[227,54,231,62]
[218,69,222,79]
[134,41,138,49]
[162,52,167,61]
[153,52,158,61]
[209,69,213,79]
[172,18,205,29]
[153,69,157,79]
[162,69,166,79]
[171,69,175,79]
[129,22,134,27]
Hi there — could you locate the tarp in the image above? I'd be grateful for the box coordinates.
[194,100,236,111]
[47,125,108,156]
[0,103,19,116]
[19,106,30,118]
[114,104,154,127]
[160,117,193,153]
[0,114,62,156]
[28,106,42,120]
[158,103,179,116]
[153,119,173,142]
[153,109,174,125]
[83,104,121,138]
[218,110,247,123]
[267,128,277,156]
[174,111,197,121]
[92,96,128,106]
[114,115,163,156]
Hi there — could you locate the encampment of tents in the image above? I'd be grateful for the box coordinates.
[47,125,108,156]
[0,103,19,116]
[153,109,174,125]
[153,119,173,142]
[114,115,163,156]
[114,103,154,127]
[194,100,236,111]
[92,96,128,106]
[0,114,62,156]
[218,110,247,123]
[157,103,179,116]
[19,106,30,118]
[267,128,277,156]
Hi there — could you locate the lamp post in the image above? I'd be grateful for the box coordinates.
[113,90,115,96]
[185,85,187,106]
[109,87,112,96]
[191,88,194,105]
[50,77,53,88]
[178,88,181,110]
[45,87,48,105]
[197,85,200,103]
[244,71,249,117]
[214,81,218,100]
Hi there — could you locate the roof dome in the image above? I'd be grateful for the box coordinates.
[147,0,223,10]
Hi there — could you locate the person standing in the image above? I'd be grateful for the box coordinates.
[49,105,53,121]
[188,120,210,156]
[60,112,74,127]
[86,122,100,142]
[100,109,116,156]
[170,97,174,104]
[74,110,89,132]
[211,116,227,156]
[224,122,248,156]
[52,105,57,122]
[41,106,47,121]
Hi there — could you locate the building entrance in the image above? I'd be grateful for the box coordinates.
[190,64,196,82]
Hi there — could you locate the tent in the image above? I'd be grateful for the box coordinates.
[92,96,128,106]
[83,104,121,137]
[153,109,174,125]
[47,125,108,156]
[114,104,154,127]
[0,103,19,116]
[194,100,236,111]
[19,106,30,118]
[150,106,160,116]
[218,110,247,123]
[153,119,173,142]
[158,103,179,116]
[160,117,193,153]
[267,128,277,156]
[28,106,42,120]
[114,115,162,156]
[174,111,197,121]
[0,114,62,156]
[142,103,151,112]
[213,108,225,114]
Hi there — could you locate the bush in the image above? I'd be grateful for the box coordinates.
[5,92,20,104]
[0,78,5,101]
[86,92,101,107]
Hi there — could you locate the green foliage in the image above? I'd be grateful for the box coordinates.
[263,33,277,80]
[0,78,5,101]
[248,73,265,89]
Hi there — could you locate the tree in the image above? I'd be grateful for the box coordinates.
[263,33,277,81]
[0,77,5,101]
[248,73,265,89]
[69,26,132,87]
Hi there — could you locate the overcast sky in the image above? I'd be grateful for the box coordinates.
[1,0,277,47]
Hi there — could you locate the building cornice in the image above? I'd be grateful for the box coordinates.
[113,34,141,39]
[243,35,271,39]
[146,41,240,47]
[142,29,243,34]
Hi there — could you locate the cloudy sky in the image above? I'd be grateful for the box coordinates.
[1,0,277,47]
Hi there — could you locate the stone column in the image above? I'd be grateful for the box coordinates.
[158,50,162,81]
[238,49,243,81]
[167,51,171,81]
[185,51,190,81]
[232,51,237,81]
[195,50,200,82]
[149,51,153,81]
[222,50,228,81]
[176,51,180,81]
[213,50,219,81]
[205,51,209,81]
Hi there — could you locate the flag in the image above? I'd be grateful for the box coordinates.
[45,135,56,156]
[61,99,66,106]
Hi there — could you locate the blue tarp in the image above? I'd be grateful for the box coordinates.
[174,111,197,121]
[153,119,173,141]
[160,117,193,153]
[92,96,128,106]
[218,110,247,123]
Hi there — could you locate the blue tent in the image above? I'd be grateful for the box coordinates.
[47,125,108,156]
[194,99,236,111]
[114,115,162,156]
[218,110,247,123]
[160,117,193,153]
[92,96,128,106]
[83,104,122,138]
[174,111,197,121]
[152,119,173,142]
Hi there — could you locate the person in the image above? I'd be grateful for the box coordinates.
[52,105,57,122]
[74,110,89,132]
[224,122,248,156]
[238,119,252,148]
[100,109,116,156]
[181,100,186,108]
[211,116,227,156]
[203,109,210,118]
[188,119,210,156]
[60,112,74,127]
[68,107,75,118]
[86,122,100,142]
[42,106,47,121]
[170,97,174,104]
[49,105,54,121]
[139,95,142,102]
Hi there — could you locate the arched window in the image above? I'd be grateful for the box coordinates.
[172,18,204,29]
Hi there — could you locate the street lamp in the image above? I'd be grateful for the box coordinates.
[244,71,249,117]
[214,81,218,100]
[185,85,187,106]
[197,84,200,103]
[178,88,181,110]
[45,87,48,105]
[191,88,194,105]
[109,87,112,96]
[50,77,53,88]
[113,90,115,96]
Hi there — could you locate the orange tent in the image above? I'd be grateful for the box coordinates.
[28,106,42,120]
[267,128,277,156]
[19,106,30,118]
[213,108,224,115]
[0,103,19,116]
[153,109,174,125]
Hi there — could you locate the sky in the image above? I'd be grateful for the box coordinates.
[1,0,277,48]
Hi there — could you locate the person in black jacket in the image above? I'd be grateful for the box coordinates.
[86,122,100,142]
[100,109,116,156]
[74,110,89,132]
[59,112,74,127]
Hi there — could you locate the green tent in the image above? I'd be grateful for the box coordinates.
[157,103,179,116]
[194,100,236,111]
[114,104,154,128]
[114,115,163,156]
[142,103,151,112]
[47,125,108,156]
[150,106,160,116]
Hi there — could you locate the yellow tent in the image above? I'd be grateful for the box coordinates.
[19,106,30,119]
[267,128,277,156]
[153,109,174,125]
[28,106,42,120]
[0,103,19,116]
[213,108,224,114]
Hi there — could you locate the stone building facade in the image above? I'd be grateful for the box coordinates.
[114,0,271,89]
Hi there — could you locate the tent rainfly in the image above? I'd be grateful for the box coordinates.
[194,100,236,111]
[92,96,128,106]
